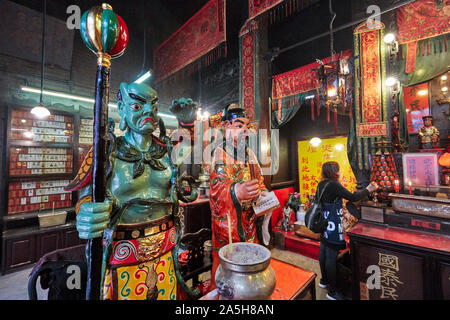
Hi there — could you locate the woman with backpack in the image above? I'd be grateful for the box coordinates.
[316,161,378,300]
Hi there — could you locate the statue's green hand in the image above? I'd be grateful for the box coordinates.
[169,98,198,124]
[76,200,112,239]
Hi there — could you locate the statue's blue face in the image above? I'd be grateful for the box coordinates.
[118,82,159,134]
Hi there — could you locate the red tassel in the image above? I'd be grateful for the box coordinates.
[341,89,346,114]
[316,90,320,116]
[445,38,448,51]
[334,108,338,135]
[422,42,425,56]
[277,99,282,121]
[427,41,431,55]
[327,104,330,123]
[311,98,315,121]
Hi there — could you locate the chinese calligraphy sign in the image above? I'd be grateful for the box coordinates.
[402,153,439,186]
[297,137,356,203]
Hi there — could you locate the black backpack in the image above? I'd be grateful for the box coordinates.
[304,181,330,234]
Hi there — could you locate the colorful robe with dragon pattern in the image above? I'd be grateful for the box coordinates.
[208,144,267,289]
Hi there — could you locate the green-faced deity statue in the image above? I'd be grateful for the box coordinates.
[66,81,199,300]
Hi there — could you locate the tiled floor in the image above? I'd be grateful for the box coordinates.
[0,248,326,300]
[0,267,47,300]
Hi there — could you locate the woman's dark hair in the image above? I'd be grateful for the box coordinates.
[321,161,340,181]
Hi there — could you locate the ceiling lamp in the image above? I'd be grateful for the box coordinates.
[31,0,50,118]
[313,0,352,135]
[31,105,51,118]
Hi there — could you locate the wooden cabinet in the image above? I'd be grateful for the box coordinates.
[179,198,211,235]
[439,262,450,300]
[5,235,36,270]
[37,231,61,259]
[348,222,450,300]
[63,229,82,248]
[0,106,90,274]
[1,222,86,274]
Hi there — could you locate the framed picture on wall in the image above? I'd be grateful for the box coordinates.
[403,82,430,134]
[402,152,439,186]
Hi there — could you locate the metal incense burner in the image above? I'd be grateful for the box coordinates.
[215,242,276,300]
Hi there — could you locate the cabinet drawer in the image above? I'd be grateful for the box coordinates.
[36,231,61,260]
[5,236,36,271]
[63,229,84,248]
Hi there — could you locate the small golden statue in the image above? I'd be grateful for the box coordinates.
[418,115,439,149]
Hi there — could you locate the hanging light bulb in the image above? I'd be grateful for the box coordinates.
[32,0,50,119]
[31,105,51,118]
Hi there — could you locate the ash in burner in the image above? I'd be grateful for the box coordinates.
[223,243,269,265]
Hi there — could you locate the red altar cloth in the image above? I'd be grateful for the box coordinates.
[348,222,450,254]
[200,258,316,300]
[270,258,316,300]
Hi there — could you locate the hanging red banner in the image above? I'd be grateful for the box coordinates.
[153,0,226,83]
[240,20,259,122]
[249,0,313,20]
[397,0,450,74]
[397,0,450,44]
[271,49,352,101]
[249,0,284,19]
[354,22,384,124]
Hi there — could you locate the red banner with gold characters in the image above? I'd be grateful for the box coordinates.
[249,0,284,19]
[361,30,381,123]
[240,20,259,122]
[357,122,388,138]
[248,0,313,20]
[397,0,450,44]
[397,0,450,73]
[272,49,352,100]
[354,22,385,124]
[153,0,226,83]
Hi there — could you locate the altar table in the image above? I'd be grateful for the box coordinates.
[200,258,316,300]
